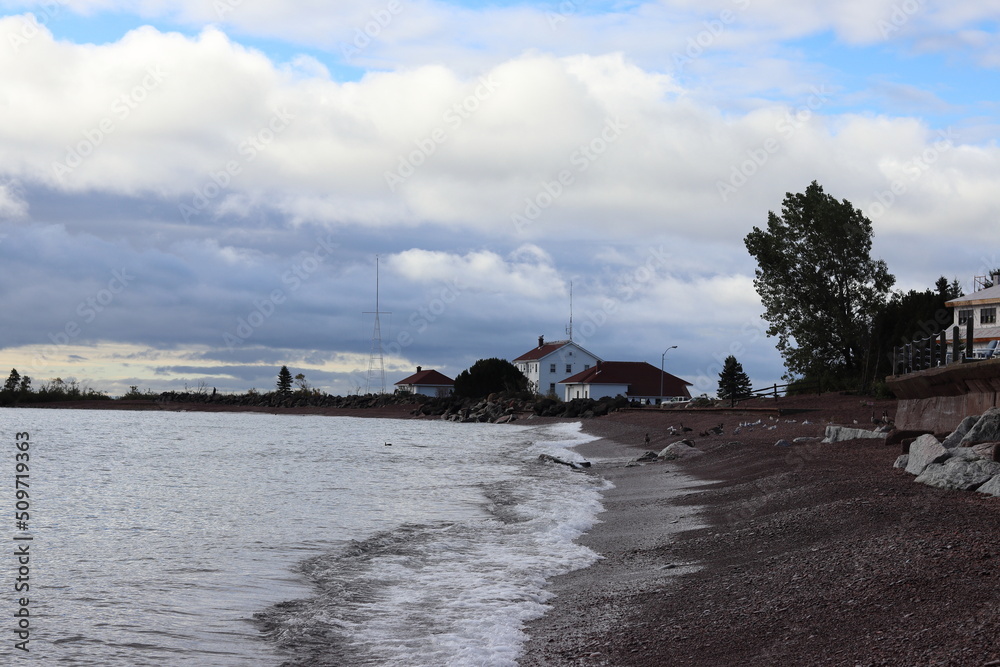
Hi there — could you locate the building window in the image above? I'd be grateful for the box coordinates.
[983,308,997,325]
[549,383,556,394]
[549,363,556,373]
[566,364,572,373]
[584,364,590,370]
[959,309,973,325]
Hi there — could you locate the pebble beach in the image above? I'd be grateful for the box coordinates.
[519,394,1000,666]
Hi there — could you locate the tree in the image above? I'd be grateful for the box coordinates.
[717,356,752,400]
[453,358,529,399]
[869,276,963,378]
[276,366,293,395]
[4,368,20,393]
[744,181,895,385]
[935,276,963,300]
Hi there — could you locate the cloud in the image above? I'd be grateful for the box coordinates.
[0,181,27,218]
[387,245,563,299]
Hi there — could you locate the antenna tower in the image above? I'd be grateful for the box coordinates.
[565,280,573,341]
[364,256,391,394]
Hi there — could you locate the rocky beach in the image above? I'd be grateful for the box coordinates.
[520,394,1000,666]
[19,392,1000,665]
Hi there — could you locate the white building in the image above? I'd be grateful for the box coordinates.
[559,361,692,403]
[393,367,455,397]
[945,271,1000,357]
[512,336,603,396]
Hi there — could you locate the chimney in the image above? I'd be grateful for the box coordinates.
[538,335,544,347]
[416,366,422,373]
[993,271,1000,287]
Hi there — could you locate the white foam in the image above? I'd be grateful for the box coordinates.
[265,425,609,666]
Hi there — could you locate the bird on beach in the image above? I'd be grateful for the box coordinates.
[679,423,693,433]
[384,441,392,446]
[644,433,650,446]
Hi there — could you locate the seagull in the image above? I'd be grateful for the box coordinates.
[384,441,392,446]
[680,423,693,433]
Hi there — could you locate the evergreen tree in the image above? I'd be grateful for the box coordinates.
[717,356,752,400]
[276,366,293,395]
[4,368,20,393]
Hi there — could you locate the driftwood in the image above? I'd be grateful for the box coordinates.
[537,453,591,469]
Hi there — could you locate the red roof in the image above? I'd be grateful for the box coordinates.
[513,340,572,362]
[560,361,691,398]
[394,369,454,386]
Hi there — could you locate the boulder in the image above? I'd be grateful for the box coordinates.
[822,425,889,443]
[793,437,821,443]
[915,458,1000,491]
[959,407,1000,447]
[894,454,909,469]
[774,439,792,448]
[633,450,659,463]
[972,442,1000,462]
[976,475,1000,497]
[905,434,950,475]
[942,415,980,448]
[658,441,704,460]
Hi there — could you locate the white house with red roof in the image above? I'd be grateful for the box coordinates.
[512,336,603,396]
[393,366,455,397]
[558,361,692,403]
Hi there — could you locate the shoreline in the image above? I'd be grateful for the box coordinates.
[520,398,1000,666]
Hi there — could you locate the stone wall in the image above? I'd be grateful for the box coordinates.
[886,359,1000,433]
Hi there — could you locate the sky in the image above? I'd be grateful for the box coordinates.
[1,0,1000,398]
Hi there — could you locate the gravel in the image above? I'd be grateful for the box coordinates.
[519,394,1000,667]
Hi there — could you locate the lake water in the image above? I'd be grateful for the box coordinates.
[1,408,607,665]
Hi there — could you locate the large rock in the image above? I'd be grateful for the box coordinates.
[976,475,1000,497]
[960,407,1000,446]
[822,425,889,443]
[659,441,704,460]
[915,458,1000,491]
[905,434,950,475]
[942,415,980,448]
[893,454,909,469]
[973,442,1000,461]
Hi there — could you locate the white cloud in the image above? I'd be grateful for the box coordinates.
[0,180,27,218]
[387,245,563,299]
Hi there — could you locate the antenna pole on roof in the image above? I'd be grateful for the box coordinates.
[565,280,573,341]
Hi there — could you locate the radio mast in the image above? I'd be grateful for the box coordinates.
[565,280,573,341]
[364,256,390,394]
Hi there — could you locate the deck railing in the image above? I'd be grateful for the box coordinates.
[892,320,979,375]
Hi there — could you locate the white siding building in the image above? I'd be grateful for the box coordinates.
[393,367,455,397]
[512,336,603,396]
[945,272,1000,357]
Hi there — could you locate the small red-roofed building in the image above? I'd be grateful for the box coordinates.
[559,361,692,403]
[394,366,455,397]
[512,335,603,396]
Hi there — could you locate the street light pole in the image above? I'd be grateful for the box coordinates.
[660,345,677,405]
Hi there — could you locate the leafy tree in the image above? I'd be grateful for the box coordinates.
[276,366,293,395]
[4,368,20,393]
[744,181,895,385]
[453,358,529,399]
[717,355,752,400]
[293,372,312,393]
